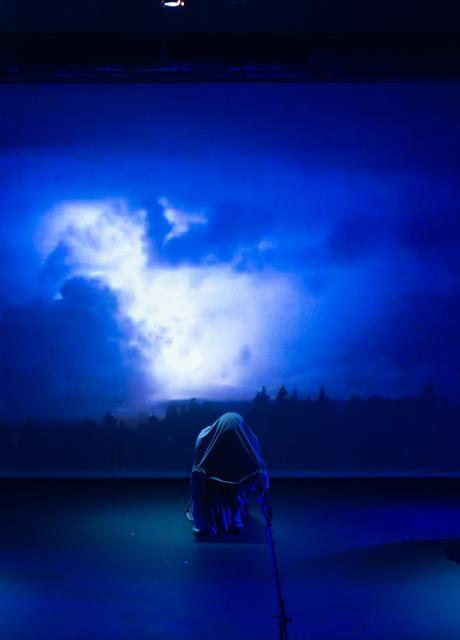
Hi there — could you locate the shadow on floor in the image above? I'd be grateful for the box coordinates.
[193,516,267,544]
[289,537,460,580]
[444,541,460,565]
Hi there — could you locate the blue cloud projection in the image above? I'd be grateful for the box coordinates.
[0,82,460,417]
[0,278,142,418]
[35,199,306,408]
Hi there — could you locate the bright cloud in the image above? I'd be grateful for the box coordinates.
[37,199,307,404]
[158,197,207,243]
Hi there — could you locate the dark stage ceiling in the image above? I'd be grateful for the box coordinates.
[1,0,460,82]
[1,33,460,83]
[1,0,460,34]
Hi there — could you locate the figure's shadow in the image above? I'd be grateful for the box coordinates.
[194,516,267,544]
[444,542,460,565]
[287,538,460,581]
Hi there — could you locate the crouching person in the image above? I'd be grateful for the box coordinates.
[186,412,269,536]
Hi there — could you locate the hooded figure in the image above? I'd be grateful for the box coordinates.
[186,412,269,535]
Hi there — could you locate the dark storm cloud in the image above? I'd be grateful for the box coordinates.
[322,284,460,399]
[3,84,460,174]
[376,288,460,374]
[207,201,278,250]
[150,199,278,268]
[325,206,460,269]
[398,210,460,274]
[0,277,143,419]
[1,82,460,404]
[37,242,72,298]
[326,214,393,263]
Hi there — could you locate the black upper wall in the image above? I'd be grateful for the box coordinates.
[1,0,460,34]
[1,0,460,82]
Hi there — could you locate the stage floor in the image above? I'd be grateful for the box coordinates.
[2,478,460,639]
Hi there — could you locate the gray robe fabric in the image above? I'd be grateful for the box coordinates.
[186,412,269,534]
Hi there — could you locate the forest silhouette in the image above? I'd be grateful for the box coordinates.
[1,383,459,474]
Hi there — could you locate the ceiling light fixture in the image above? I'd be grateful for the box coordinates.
[161,0,185,7]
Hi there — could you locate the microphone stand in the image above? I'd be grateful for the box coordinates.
[259,492,291,640]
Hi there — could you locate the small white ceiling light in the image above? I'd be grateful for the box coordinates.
[161,0,185,6]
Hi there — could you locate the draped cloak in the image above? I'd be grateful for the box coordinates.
[186,412,269,534]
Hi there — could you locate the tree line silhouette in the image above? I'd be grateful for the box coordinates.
[1,383,459,474]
